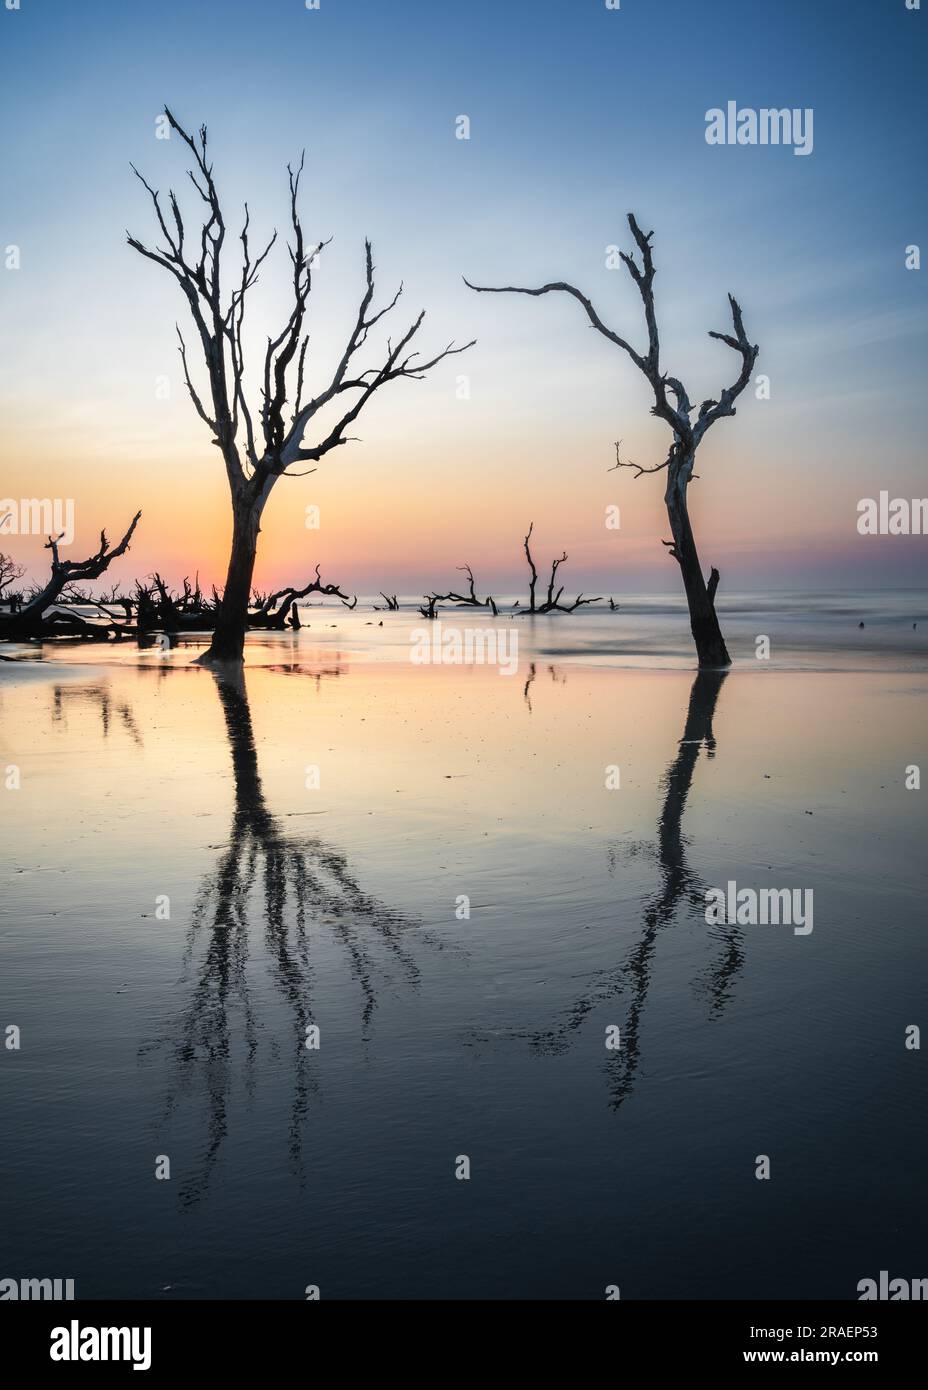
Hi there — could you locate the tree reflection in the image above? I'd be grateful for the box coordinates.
[51,682,143,746]
[150,666,430,1205]
[603,668,743,1106]
[507,669,743,1109]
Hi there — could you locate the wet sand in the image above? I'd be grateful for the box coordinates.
[0,622,925,1298]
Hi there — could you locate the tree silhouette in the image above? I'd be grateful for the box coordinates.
[466,216,758,667]
[0,513,141,641]
[129,109,473,664]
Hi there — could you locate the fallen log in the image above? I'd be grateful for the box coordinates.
[0,512,142,642]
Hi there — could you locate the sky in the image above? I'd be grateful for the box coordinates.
[1,0,926,596]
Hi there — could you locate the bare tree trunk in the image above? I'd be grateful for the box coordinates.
[466,215,757,670]
[130,109,472,669]
[666,464,730,668]
[205,499,262,662]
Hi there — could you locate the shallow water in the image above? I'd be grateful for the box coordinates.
[0,619,926,1298]
[8,587,928,674]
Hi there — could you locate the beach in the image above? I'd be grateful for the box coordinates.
[1,597,925,1298]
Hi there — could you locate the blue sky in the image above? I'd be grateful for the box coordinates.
[1,0,926,592]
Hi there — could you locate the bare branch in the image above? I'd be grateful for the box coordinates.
[464,274,647,374]
[520,523,599,613]
[0,552,26,596]
[249,565,357,628]
[176,326,215,431]
[419,564,499,616]
[696,294,759,443]
[2,511,143,637]
[523,522,538,613]
[275,297,474,473]
[609,438,670,478]
[706,566,721,606]
[128,108,242,492]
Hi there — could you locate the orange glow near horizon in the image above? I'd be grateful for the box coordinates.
[3,401,918,596]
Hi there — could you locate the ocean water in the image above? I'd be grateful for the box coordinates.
[0,595,925,1299]
[8,587,928,672]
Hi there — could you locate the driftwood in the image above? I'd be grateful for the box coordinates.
[417,594,442,620]
[520,523,601,613]
[0,512,142,642]
[15,581,141,641]
[417,538,607,619]
[1,550,357,645]
[143,573,217,632]
[248,566,356,628]
[418,563,499,620]
[466,214,757,667]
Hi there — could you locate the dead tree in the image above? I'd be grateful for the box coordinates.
[175,573,206,613]
[150,573,181,631]
[375,593,399,611]
[466,216,758,666]
[56,594,138,642]
[0,552,25,599]
[134,580,160,633]
[418,593,444,620]
[0,513,141,641]
[521,523,601,613]
[129,108,473,665]
[450,564,499,615]
[95,583,135,623]
[129,573,217,633]
[419,563,499,619]
[248,566,356,629]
